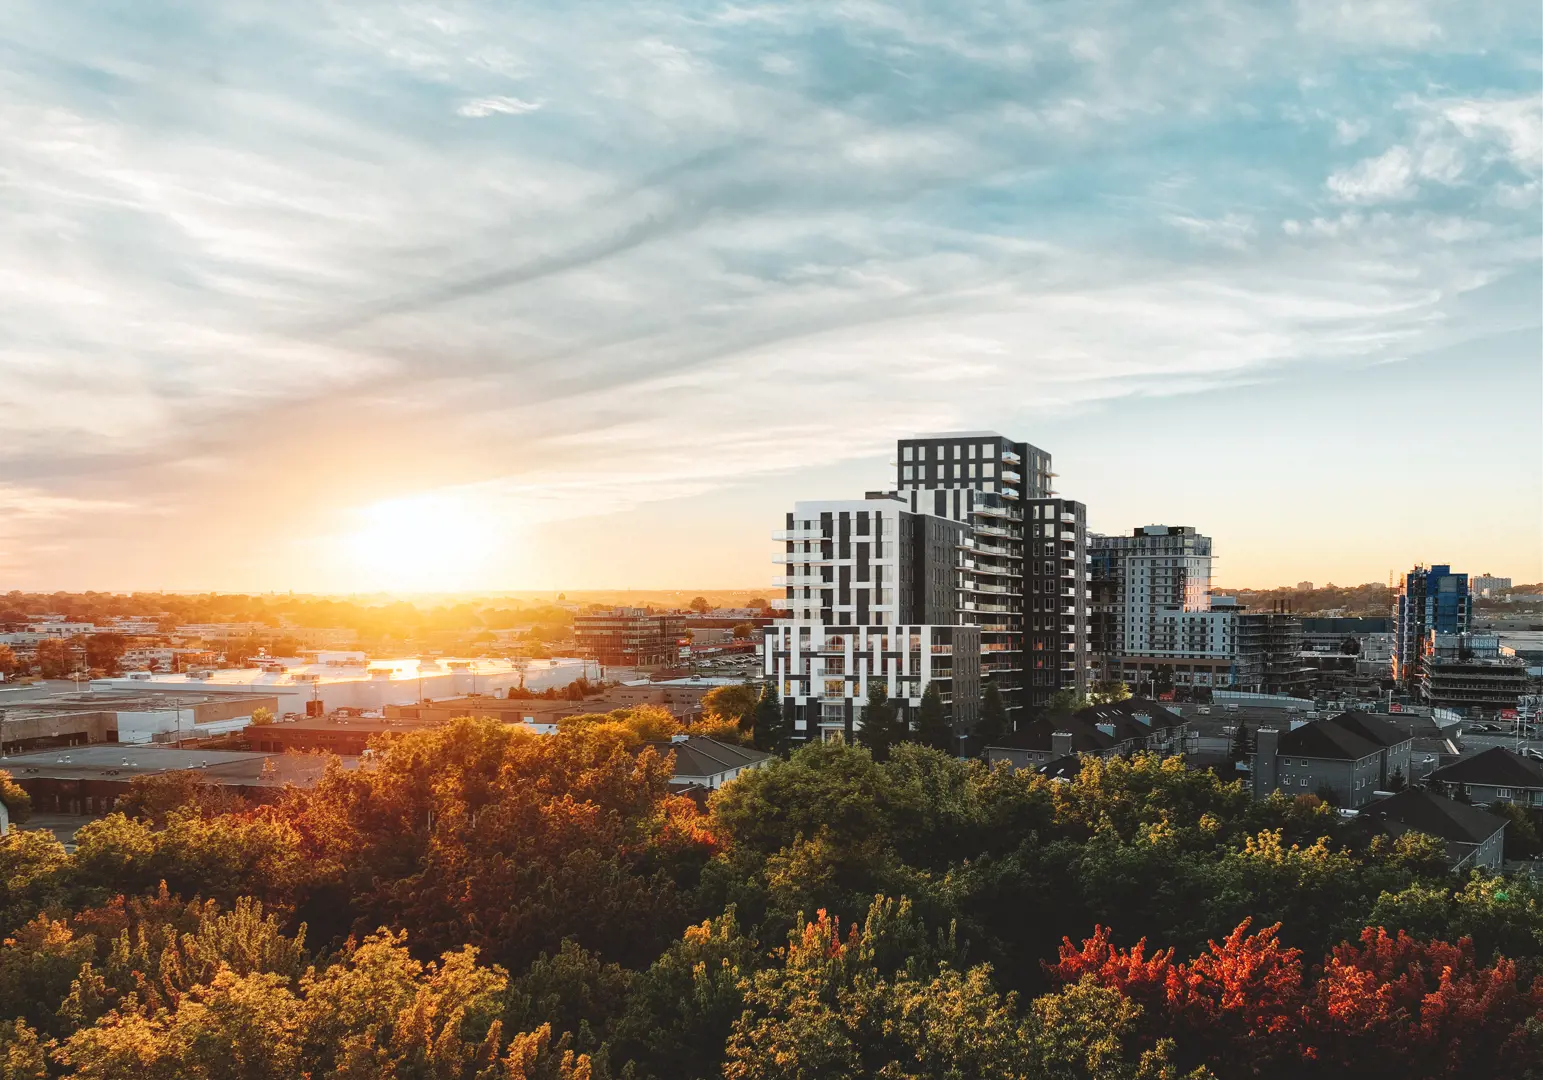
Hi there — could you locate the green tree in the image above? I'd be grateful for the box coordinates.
[857,684,899,762]
[1088,680,1132,706]
[703,684,759,733]
[249,706,275,727]
[1045,689,1087,716]
[752,684,784,753]
[911,682,953,755]
[1228,720,1250,763]
[1387,766,1406,792]
[1488,801,1541,859]
[976,681,1009,753]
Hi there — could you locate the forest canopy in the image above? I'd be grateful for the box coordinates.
[0,718,1538,1078]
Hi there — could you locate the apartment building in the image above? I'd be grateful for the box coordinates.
[766,493,980,743]
[1089,525,1235,691]
[1418,632,1529,713]
[893,432,1090,709]
[1393,565,1470,689]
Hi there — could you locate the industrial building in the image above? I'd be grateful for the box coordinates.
[0,690,278,750]
[2,746,346,816]
[86,654,590,717]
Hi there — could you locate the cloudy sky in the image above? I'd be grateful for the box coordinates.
[2,1,1539,593]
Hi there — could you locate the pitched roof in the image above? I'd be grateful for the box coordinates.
[1275,711,1411,761]
[1360,788,1506,848]
[1073,698,1185,731]
[649,736,771,777]
[1277,721,1381,761]
[1328,711,1412,748]
[1430,746,1543,789]
[985,718,1116,754]
[1037,755,1084,780]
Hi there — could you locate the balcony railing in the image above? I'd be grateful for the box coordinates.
[772,529,826,542]
[1002,451,1022,465]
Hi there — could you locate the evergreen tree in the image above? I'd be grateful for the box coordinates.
[1229,720,1250,763]
[912,682,953,755]
[752,683,783,753]
[858,683,897,762]
[975,680,1008,753]
[1388,766,1406,792]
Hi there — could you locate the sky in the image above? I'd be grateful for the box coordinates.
[1,0,1539,594]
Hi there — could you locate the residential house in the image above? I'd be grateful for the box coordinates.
[1251,711,1413,807]
[648,735,772,790]
[1427,747,1543,808]
[983,699,1187,771]
[1357,788,1507,872]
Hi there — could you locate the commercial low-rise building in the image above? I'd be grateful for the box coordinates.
[574,610,686,667]
[1251,712,1413,807]
[0,691,279,750]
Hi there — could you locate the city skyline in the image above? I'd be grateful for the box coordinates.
[2,2,1539,594]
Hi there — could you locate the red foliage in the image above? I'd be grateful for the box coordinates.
[1051,921,1543,1079]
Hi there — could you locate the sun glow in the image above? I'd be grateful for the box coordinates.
[338,492,507,592]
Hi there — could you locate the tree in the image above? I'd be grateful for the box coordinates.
[0,645,18,679]
[1152,667,1174,698]
[689,597,711,614]
[975,681,1008,753]
[1488,801,1541,859]
[746,598,769,611]
[857,683,898,762]
[1388,766,1406,792]
[1228,721,1250,763]
[34,639,72,679]
[911,682,953,755]
[1089,679,1132,706]
[0,772,31,825]
[250,706,275,726]
[703,684,759,731]
[1045,689,1086,716]
[731,622,754,640]
[83,633,126,675]
[752,684,784,753]
[1340,637,1360,655]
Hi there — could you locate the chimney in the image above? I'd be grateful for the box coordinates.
[1051,731,1074,758]
[1253,727,1281,799]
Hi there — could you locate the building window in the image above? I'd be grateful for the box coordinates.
[903,466,913,480]
[984,444,995,458]
[903,446,913,461]
[1496,788,1513,799]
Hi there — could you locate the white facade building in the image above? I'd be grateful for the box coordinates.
[90,656,591,718]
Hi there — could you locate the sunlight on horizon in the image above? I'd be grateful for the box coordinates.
[335,492,511,593]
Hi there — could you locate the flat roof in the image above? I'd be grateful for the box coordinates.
[0,745,355,786]
[89,656,585,689]
[2,690,279,719]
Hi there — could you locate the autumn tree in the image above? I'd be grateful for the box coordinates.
[1088,679,1132,706]
[0,645,18,678]
[35,639,73,679]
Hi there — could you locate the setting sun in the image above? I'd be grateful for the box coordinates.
[338,492,506,592]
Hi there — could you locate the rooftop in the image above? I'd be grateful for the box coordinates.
[1359,788,1506,849]
[646,736,771,776]
[0,745,353,787]
[1430,746,1543,789]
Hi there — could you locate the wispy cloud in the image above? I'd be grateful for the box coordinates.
[456,95,543,118]
[0,0,1536,588]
